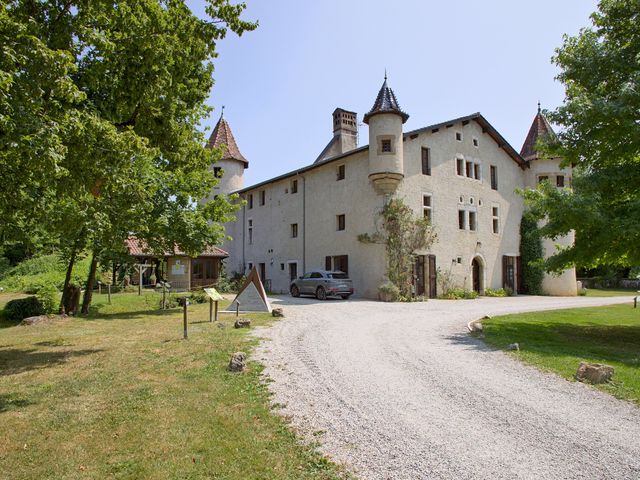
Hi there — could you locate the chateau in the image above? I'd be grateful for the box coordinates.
[204,78,577,299]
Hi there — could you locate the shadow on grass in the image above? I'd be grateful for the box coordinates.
[84,306,180,321]
[478,321,640,367]
[0,347,103,376]
[0,394,34,413]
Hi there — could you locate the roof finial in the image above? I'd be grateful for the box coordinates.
[537,101,541,114]
[384,68,387,81]
[220,105,225,118]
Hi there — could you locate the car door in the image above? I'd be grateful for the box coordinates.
[309,271,323,293]
[300,272,314,294]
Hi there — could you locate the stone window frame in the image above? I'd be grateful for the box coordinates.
[458,209,466,230]
[456,155,465,176]
[377,135,396,155]
[468,209,478,232]
[491,204,500,235]
[455,132,463,141]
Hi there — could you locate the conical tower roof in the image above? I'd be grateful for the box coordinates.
[207,112,248,167]
[520,104,557,160]
[363,76,409,124]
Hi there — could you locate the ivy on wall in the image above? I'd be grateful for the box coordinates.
[519,211,545,295]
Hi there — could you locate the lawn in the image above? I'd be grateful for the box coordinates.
[482,302,640,405]
[0,291,347,479]
[585,287,639,297]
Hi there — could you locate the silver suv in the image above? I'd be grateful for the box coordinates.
[290,270,354,300]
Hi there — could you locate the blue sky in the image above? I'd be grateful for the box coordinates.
[188,0,598,186]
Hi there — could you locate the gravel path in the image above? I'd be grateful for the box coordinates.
[253,295,640,480]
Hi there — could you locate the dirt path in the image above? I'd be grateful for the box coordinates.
[254,295,640,480]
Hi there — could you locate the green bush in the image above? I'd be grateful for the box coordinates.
[519,212,545,295]
[0,254,91,293]
[439,288,478,300]
[216,272,246,294]
[36,284,59,314]
[0,256,11,280]
[189,290,208,304]
[3,296,45,322]
[484,288,508,297]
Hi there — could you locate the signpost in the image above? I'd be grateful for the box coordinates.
[204,287,224,323]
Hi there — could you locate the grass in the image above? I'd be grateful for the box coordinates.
[0,291,348,479]
[482,302,640,405]
[584,287,639,297]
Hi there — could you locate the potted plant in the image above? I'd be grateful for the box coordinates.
[378,281,400,302]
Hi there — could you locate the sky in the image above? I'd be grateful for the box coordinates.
[187,0,599,186]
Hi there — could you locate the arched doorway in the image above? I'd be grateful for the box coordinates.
[471,257,482,294]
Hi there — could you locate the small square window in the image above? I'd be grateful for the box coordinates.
[381,139,392,153]
[280,263,285,271]
[456,132,462,141]
[291,179,298,194]
[337,164,345,181]
[213,167,223,178]
[556,175,565,188]
[337,214,345,231]
[538,175,549,184]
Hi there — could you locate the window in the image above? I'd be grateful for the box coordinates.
[490,165,498,190]
[538,175,549,184]
[381,139,392,153]
[456,132,462,141]
[259,190,265,205]
[291,223,298,238]
[468,211,477,231]
[248,194,253,209]
[556,175,565,188]
[337,164,345,181]
[248,219,253,245]
[280,263,285,271]
[337,214,345,231]
[421,147,431,175]
[423,194,432,223]
[471,162,479,179]
[326,255,349,275]
[456,158,464,176]
[291,179,298,194]
[492,206,500,234]
[213,167,223,178]
[458,210,466,230]
[289,263,298,281]
[466,161,473,178]
[473,138,479,147]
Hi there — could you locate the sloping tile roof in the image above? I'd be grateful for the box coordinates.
[520,109,557,160]
[363,77,409,124]
[206,114,249,167]
[125,237,228,258]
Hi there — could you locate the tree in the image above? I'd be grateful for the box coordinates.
[523,0,640,271]
[1,1,256,312]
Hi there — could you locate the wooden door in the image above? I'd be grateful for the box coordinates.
[472,258,481,293]
[428,255,437,298]
[502,256,515,292]
[414,255,425,296]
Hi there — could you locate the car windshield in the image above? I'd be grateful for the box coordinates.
[329,273,348,279]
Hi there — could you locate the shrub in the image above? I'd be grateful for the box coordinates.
[216,272,246,294]
[378,281,400,302]
[438,288,478,300]
[189,290,208,304]
[484,288,508,297]
[3,296,45,322]
[0,254,91,292]
[36,284,59,314]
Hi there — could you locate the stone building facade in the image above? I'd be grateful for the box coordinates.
[206,79,577,298]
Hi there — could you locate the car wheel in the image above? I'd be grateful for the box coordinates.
[290,285,300,297]
[316,286,327,301]
[340,294,350,300]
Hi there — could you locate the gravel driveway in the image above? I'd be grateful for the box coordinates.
[253,295,640,480]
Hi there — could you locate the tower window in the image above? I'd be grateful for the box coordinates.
[381,139,392,153]
[336,214,346,231]
[337,164,345,181]
[213,167,223,178]
[556,175,565,188]
[421,147,431,175]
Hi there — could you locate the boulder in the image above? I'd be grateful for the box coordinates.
[216,322,226,329]
[272,307,284,318]
[228,352,246,372]
[234,318,251,329]
[576,362,614,384]
[20,315,51,326]
[507,343,520,351]
[468,321,483,333]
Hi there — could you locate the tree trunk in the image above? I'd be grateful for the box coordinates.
[81,254,99,314]
[59,248,78,313]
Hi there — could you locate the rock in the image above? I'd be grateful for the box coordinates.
[228,352,246,372]
[468,321,483,332]
[20,315,51,326]
[234,318,251,329]
[216,323,226,329]
[576,362,614,384]
[507,343,520,351]
[272,307,284,317]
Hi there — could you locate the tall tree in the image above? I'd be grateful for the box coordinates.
[523,0,640,271]
[1,1,256,312]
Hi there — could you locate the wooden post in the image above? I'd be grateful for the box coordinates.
[214,301,219,322]
[236,301,240,317]
[183,301,188,339]
[107,284,112,305]
[98,282,102,295]
[635,296,638,309]
[209,298,213,323]
[138,265,143,296]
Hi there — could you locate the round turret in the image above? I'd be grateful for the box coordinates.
[363,77,409,195]
[205,111,248,197]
